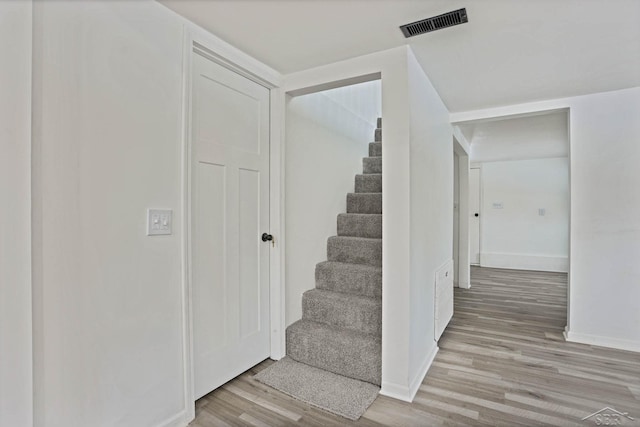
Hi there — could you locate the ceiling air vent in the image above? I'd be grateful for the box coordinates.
[400,8,468,38]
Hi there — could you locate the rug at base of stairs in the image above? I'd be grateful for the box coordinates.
[254,357,380,421]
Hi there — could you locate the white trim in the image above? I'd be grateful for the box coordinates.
[287,72,381,97]
[564,327,640,353]
[450,100,572,124]
[451,125,471,155]
[565,108,573,332]
[185,23,281,88]
[155,410,190,427]
[380,344,439,402]
[269,87,286,359]
[179,24,284,419]
[481,253,569,273]
[178,26,196,425]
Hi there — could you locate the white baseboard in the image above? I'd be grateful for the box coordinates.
[156,410,192,427]
[564,327,640,353]
[380,344,439,402]
[481,252,568,273]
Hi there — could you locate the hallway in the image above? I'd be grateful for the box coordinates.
[191,267,640,426]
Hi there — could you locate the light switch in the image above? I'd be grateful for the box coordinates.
[147,209,172,236]
[538,208,546,216]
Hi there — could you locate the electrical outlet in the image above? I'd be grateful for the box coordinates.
[147,209,172,236]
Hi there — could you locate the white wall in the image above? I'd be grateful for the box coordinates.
[451,86,640,352]
[480,158,570,272]
[32,2,187,425]
[0,2,33,426]
[407,50,452,392]
[285,81,381,326]
[568,88,640,351]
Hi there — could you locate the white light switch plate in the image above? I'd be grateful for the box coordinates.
[147,209,172,236]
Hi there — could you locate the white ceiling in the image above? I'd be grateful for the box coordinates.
[160,0,640,112]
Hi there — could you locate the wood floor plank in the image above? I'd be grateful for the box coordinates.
[191,266,640,426]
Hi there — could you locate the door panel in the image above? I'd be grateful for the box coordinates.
[470,168,481,265]
[191,52,270,400]
[238,168,261,338]
[195,74,262,154]
[194,162,228,353]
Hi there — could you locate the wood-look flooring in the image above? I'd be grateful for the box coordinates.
[191,266,640,426]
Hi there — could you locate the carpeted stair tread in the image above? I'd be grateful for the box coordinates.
[315,261,381,298]
[363,157,382,174]
[355,174,382,193]
[377,117,382,128]
[327,236,382,267]
[347,193,382,214]
[302,289,381,335]
[374,128,382,142]
[369,142,382,157]
[337,213,381,238]
[286,319,381,385]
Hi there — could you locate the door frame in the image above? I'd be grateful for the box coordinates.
[453,135,470,289]
[179,25,284,421]
[469,165,482,266]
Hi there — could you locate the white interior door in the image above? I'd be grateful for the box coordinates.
[191,52,271,400]
[470,168,481,265]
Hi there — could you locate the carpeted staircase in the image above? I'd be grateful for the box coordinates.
[285,117,383,386]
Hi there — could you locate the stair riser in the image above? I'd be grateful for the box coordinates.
[374,128,382,142]
[286,322,381,385]
[347,193,382,214]
[369,142,382,157]
[327,237,382,267]
[363,157,382,174]
[302,291,381,335]
[355,174,382,193]
[337,214,382,239]
[315,262,381,298]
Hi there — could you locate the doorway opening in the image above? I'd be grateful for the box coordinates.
[453,108,571,325]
